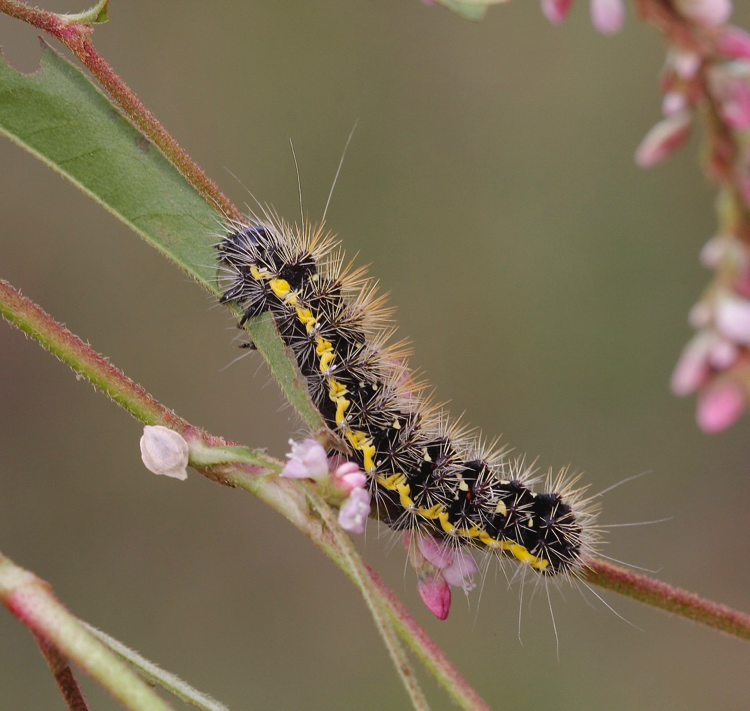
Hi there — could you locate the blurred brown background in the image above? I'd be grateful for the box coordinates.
[2,1,750,709]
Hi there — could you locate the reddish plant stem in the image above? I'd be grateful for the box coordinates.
[34,634,91,711]
[5,266,750,648]
[0,0,242,224]
[585,558,750,639]
[0,277,489,709]
[366,567,492,711]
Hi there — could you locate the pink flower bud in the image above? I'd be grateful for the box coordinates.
[671,331,713,396]
[331,460,367,493]
[715,291,750,344]
[720,76,750,130]
[635,111,692,168]
[140,426,189,480]
[281,438,329,480]
[718,27,750,60]
[696,382,746,433]
[662,91,688,116]
[442,550,477,592]
[688,301,712,328]
[590,0,624,35]
[700,235,728,268]
[417,535,455,569]
[338,487,371,534]
[673,0,732,27]
[707,336,739,369]
[417,572,451,620]
[541,0,573,24]
[670,50,701,80]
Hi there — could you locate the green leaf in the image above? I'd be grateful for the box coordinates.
[0,41,322,430]
[79,621,231,711]
[63,0,109,24]
[434,0,510,21]
[0,40,216,285]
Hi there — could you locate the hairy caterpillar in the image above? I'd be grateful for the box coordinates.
[217,216,599,578]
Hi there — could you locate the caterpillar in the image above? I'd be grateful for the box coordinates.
[217,216,599,578]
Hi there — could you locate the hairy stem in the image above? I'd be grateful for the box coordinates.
[303,484,434,711]
[0,553,173,711]
[33,633,91,711]
[584,558,750,639]
[0,276,491,709]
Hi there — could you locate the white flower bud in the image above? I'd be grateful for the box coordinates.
[140,426,189,480]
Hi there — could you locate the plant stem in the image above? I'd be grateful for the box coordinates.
[584,558,750,639]
[0,275,492,709]
[33,633,91,711]
[4,268,750,655]
[365,567,493,711]
[0,553,174,711]
[303,484,434,711]
[0,0,241,223]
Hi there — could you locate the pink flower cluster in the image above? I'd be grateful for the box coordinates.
[634,24,750,172]
[281,439,371,533]
[672,235,750,432]
[622,1,750,433]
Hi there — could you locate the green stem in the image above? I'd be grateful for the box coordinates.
[302,484,433,711]
[0,275,491,708]
[0,553,174,711]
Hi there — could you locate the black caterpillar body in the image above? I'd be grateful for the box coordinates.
[218,219,597,576]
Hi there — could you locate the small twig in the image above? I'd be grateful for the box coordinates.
[0,276,491,708]
[365,567,493,711]
[0,553,173,711]
[0,0,241,223]
[303,484,433,711]
[584,558,750,639]
[78,621,230,711]
[33,633,91,711]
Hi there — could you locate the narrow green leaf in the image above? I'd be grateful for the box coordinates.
[0,40,216,286]
[79,621,231,711]
[433,0,510,21]
[0,41,322,429]
[63,0,109,24]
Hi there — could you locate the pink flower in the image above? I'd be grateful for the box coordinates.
[140,426,189,480]
[442,550,478,592]
[718,27,750,60]
[281,438,329,480]
[330,460,367,493]
[590,0,624,35]
[711,67,750,131]
[715,291,750,345]
[697,382,746,433]
[673,0,732,27]
[671,331,713,396]
[635,111,693,168]
[418,535,455,569]
[700,235,729,268]
[338,487,371,534]
[541,0,573,25]
[670,50,701,80]
[707,337,739,369]
[417,572,451,620]
[662,91,687,116]
[416,536,477,591]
